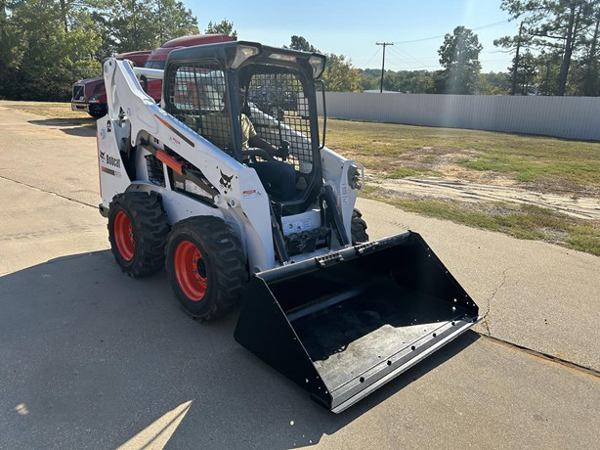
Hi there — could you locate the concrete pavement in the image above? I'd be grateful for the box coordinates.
[1,250,598,449]
[1,102,599,449]
[359,197,600,372]
[0,177,107,275]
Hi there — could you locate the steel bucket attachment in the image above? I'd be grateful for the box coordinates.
[234,231,480,413]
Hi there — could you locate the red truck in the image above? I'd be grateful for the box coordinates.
[71,51,151,118]
[71,34,235,118]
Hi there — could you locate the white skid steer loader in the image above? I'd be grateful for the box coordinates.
[97,41,481,413]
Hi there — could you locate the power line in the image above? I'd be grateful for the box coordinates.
[392,19,511,45]
[376,42,394,93]
[389,46,429,68]
[388,48,508,62]
[361,46,382,67]
[386,58,512,71]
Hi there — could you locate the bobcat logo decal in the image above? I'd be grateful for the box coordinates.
[220,170,234,190]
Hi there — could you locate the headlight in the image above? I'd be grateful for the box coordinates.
[231,45,260,69]
[270,53,296,62]
[89,95,100,103]
[309,55,326,79]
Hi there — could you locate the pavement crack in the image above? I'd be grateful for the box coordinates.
[479,334,600,379]
[482,267,512,336]
[0,174,96,209]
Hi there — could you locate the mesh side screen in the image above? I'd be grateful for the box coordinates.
[247,71,313,174]
[167,63,232,153]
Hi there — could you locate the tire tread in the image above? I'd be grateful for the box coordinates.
[108,191,169,277]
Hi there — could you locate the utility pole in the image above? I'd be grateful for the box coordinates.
[376,42,394,93]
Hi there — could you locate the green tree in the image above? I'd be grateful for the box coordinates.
[438,26,482,94]
[426,70,447,94]
[110,0,159,52]
[288,35,318,52]
[0,0,202,101]
[580,5,600,96]
[0,0,22,98]
[89,8,114,60]
[8,0,101,100]
[500,0,594,96]
[536,51,562,96]
[510,51,537,95]
[323,54,360,92]
[55,0,109,33]
[154,0,198,44]
[475,71,511,95]
[495,21,535,95]
[205,19,237,39]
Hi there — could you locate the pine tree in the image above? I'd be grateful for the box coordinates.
[438,26,482,94]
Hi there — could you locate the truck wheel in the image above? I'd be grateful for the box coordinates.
[351,208,369,244]
[88,104,107,119]
[165,216,247,321]
[108,192,169,277]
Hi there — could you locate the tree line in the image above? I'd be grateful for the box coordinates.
[0,0,199,101]
[285,35,361,92]
[360,0,600,96]
[496,0,600,96]
[0,0,359,101]
[2,0,600,100]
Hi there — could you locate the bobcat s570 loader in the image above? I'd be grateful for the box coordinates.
[97,41,480,413]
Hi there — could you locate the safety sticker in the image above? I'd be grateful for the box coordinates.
[243,189,262,198]
[101,166,121,178]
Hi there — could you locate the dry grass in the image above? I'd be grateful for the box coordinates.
[1,101,93,120]
[364,187,600,256]
[325,118,600,197]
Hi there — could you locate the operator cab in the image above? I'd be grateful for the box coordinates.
[162,41,327,215]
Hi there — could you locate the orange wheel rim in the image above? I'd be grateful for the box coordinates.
[114,211,135,261]
[174,240,207,301]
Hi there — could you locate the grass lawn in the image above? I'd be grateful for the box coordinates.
[1,101,93,120]
[325,118,600,197]
[326,118,600,255]
[364,186,600,256]
[0,101,96,135]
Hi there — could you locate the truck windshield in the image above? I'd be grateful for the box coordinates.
[145,61,166,70]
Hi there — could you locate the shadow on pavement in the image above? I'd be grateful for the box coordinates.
[0,250,478,449]
[28,118,96,137]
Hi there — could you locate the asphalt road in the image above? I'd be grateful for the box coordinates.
[1,103,599,449]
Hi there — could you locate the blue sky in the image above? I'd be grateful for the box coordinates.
[188,0,520,73]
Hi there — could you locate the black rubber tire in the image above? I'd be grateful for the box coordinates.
[351,208,369,245]
[165,216,247,321]
[108,191,169,277]
[88,104,107,119]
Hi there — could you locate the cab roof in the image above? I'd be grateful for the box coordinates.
[162,34,235,49]
[166,41,327,79]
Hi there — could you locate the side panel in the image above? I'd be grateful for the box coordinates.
[125,182,224,224]
[97,119,131,208]
[236,168,275,272]
[321,148,362,242]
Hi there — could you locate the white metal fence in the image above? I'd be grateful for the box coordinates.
[316,92,600,141]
